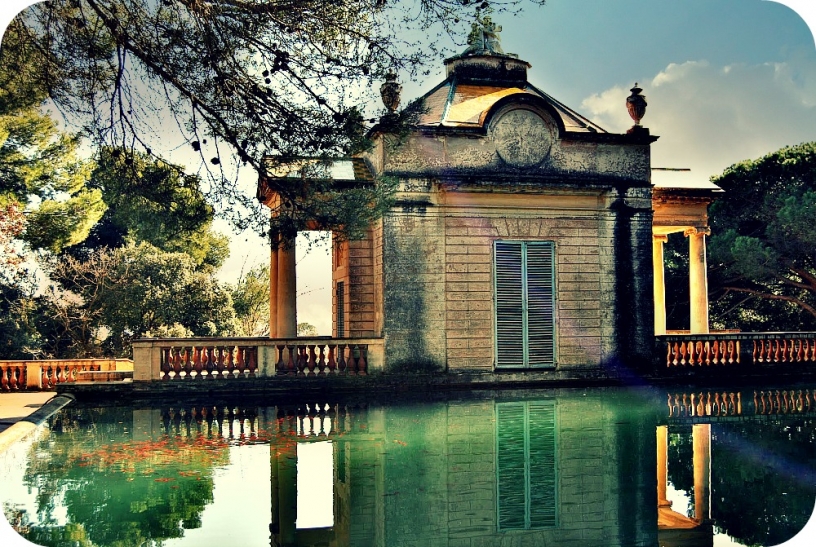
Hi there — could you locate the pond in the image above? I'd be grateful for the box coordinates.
[2,385,816,547]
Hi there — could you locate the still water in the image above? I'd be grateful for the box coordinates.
[2,386,815,547]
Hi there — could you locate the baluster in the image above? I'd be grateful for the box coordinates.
[347,345,358,375]
[681,393,689,417]
[665,343,673,367]
[296,345,307,376]
[357,345,368,375]
[679,342,688,366]
[317,345,327,375]
[796,390,804,413]
[298,407,307,437]
[286,345,297,375]
[236,347,246,378]
[181,347,192,380]
[667,394,674,417]
[0,366,7,392]
[170,347,180,380]
[703,341,711,365]
[326,403,337,435]
[8,365,19,390]
[752,341,759,364]
[783,391,791,413]
[228,346,238,379]
[159,349,170,380]
[337,344,348,374]
[307,404,317,436]
[276,345,286,375]
[204,346,216,380]
[773,390,781,413]
[713,393,722,415]
[806,390,812,412]
[796,340,804,362]
[317,403,328,436]
[247,348,258,378]
[39,364,49,389]
[327,345,337,374]
[191,346,202,379]
[307,345,317,375]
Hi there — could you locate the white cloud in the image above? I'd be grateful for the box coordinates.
[581,55,816,181]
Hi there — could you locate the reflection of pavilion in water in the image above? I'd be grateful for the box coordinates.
[143,394,657,547]
[137,387,816,547]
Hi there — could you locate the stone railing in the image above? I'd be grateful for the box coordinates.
[666,388,816,420]
[657,332,816,369]
[131,337,384,382]
[0,359,134,391]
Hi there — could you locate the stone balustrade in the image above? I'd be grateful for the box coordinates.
[131,337,384,382]
[0,359,134,391]
[657,332,816,369]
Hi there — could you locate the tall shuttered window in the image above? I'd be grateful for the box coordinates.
[496,401,558,531]
[494,241,556,369]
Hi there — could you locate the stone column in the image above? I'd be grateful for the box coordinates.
[692,423,711,523]
[686,228,710,334]
[277,236,298,338]
[269,241,279,338]
[656,425,671,507]
[653,235,668,335]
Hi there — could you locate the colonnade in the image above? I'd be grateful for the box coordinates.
[653,227,710,335]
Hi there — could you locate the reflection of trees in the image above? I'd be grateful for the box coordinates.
[21,407,228,547]
[667,429,695,514]
[710,419,816,546]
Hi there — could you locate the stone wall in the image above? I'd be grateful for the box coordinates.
[377,185,652,371]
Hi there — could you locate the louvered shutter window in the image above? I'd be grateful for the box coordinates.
[494,241,555,369]
[496,401,558,530]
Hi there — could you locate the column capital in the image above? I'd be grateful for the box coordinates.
[684,226,711,237]
[653,234,669,244]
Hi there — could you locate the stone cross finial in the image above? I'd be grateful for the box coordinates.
[462,15,504,55]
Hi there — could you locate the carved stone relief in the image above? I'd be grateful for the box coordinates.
[490,109,554,168]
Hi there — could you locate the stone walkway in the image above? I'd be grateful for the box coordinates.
[0,392,55,434]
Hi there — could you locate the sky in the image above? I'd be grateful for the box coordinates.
[1,1,816,337]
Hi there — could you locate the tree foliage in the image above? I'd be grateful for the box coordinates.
[229,263,270,336]
[47,242,237,357]
[0,103,105,254]
[708,142,816,330]
[76,147,230,269]
[3,0,546,239]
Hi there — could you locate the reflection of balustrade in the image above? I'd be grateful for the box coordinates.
[666,389,816,419]
[0,359,133,391]
[658,333,816,370]
[156,403,370,441]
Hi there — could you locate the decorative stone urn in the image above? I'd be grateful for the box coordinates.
[380,71,402,114]
[626,83,647,126]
